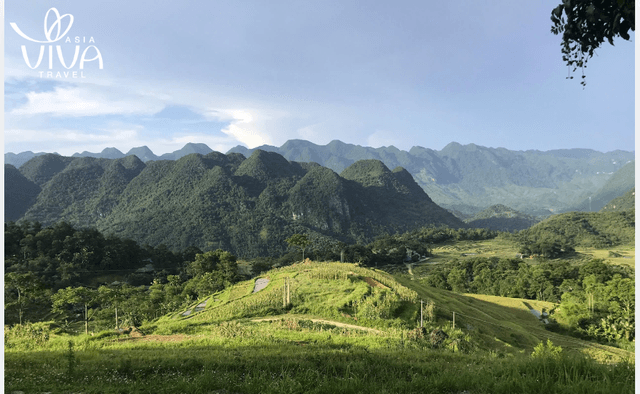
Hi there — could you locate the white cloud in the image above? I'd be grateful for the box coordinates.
[367,130,403,149]
[10,84,165,117]
[203,108,275,148]
[146,134,238,155]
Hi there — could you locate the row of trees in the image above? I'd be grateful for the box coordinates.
[420,257,634,344]
[5,250,240,331]
[278,227,499,268]
[5,220,242,329]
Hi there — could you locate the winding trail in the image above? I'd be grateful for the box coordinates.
[252,316,383,334]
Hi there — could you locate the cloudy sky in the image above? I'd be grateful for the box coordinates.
[4,1,635,156]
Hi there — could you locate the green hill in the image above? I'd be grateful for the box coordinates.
[4,164,41,221]
[600,188,635,212]
[159,261,631,362]
[10,141,634,216]
[5,261,633,393]
[13,150,463,257]
[465,204,539,232]
[569,161,635,212]
[518,209,635,251]
[230,140,635,215]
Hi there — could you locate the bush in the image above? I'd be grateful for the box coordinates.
[531,339,562,359]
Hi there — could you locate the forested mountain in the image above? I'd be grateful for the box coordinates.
[8,140,633,216]
[9,150,463,257]
[600,188,635,212]
[516,209,635,257]
[4,143,214,167]
[4,164,41,221]
[464,204,539,232]
[230,140,634,215]
[567,161,635,212]
[4,151,53,168]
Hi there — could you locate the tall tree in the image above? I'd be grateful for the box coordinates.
[286,234,311,262]
[52,286,98,334]
[5,272,45,325]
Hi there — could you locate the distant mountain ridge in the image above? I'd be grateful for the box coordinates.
[6,140,634,215]
[228,140,634,215]
[7,150,463,257]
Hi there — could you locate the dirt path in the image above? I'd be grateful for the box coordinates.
[252,316,383,334]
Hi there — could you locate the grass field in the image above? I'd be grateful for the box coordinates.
[5,261,634,393]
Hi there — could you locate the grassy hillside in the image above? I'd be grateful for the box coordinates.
[116,262,634,361]
[5,261,633,393]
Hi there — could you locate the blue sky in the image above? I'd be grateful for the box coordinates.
[4,1,635,156]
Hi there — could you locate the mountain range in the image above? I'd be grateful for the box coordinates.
[5,150,463,257]
[7,140,632,216]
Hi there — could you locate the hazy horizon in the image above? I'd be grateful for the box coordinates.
[5,1,635,156]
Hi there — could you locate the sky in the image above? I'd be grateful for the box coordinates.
[3,1,636,156]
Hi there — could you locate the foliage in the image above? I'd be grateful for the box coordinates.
[551,0,635,86]
[600,187,635,212]
[286,234,311,262]
[4,329,634,393]
[420,254,634,345]
[13,151,463,257]
[531,339,563,359]
[516,209,635,253]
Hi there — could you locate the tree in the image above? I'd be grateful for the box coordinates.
[5,272,45,325]
[551,0,635,86]
[187,250,237,279]
[447,267,468,293]
[52,287,99,334]
[286,234,311,262]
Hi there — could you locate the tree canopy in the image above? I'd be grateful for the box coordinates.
[551,0,635,86]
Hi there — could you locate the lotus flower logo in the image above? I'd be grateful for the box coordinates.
[10,7,103,77]
[10,8,74,43]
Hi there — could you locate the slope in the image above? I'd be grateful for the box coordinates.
[160,261,630,362]
[568,161,635,212]
[465,204,539,232]
[5,164,41,221]
[600,188,635,212]
[229,140,634,215]
[13,150,463,256]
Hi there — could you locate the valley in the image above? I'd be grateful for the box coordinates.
[4,141,635,393]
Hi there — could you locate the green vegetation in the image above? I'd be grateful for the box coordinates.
[516,210,635,256]
[4,176,635,392]
[465,204,539,232]
[230,139,634,215]
[5,261,634,393]
[570,162,635,212]
[11,151,462,256]
[601,188,635,212]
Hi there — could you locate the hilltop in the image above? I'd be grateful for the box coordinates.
[229,140,634,215]
[7,140,634,216]
[464,204,539,232]
[9,150,463,256]
[162,261,631,362]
